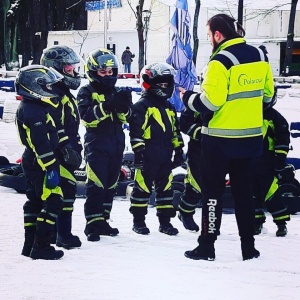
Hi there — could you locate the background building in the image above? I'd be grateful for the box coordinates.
[47,0,300,76]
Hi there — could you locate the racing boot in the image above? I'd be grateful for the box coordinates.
[276,223,287,237]
[158,216,178,236]
[254,223,263,235]
[178,212,199,232]
[56,212,82,249]
[98,220,119,236]
[30,236,64,260]
[132,216,150,235]
[21,228,35,257]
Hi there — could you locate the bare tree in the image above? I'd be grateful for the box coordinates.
[127,0,154,73]
[282,0,298,76]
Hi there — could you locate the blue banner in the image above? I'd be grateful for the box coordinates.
[85,0,122,11]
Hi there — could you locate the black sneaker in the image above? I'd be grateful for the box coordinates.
[242,244,260,261]
[99,221,119,236]
[159,223,179,236]
[276,224,287,237]
[254,224,263,235]
[132,221,150,235]
[87,233,100,242]
[178,213,199,232]
[30,244,64,260]
[56,234,82,249]
[184,243,215,261]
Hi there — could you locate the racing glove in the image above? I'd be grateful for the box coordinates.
[45,165,60,189]
[61,144,82,168]
[112,89,133,114]
[102,99,116,113]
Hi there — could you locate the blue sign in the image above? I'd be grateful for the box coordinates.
[85,0,122,10]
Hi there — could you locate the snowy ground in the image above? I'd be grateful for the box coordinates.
[0,80,300,299]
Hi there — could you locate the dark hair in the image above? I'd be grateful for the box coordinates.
[126,46,130,49]
[207,14,245,39]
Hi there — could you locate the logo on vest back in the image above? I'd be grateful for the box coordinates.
[238,74,262,86]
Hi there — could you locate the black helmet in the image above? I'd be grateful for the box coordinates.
[263,86,277,111]
[40,45,81,90]
[140,62,176,99]
[15,65,64,107]
[86,48,119,92]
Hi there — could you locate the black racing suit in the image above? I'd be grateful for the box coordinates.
[49,87,83,238]
[178,107,202,217]
[77,84,131,236]
[129,91,184,222]
[252,107,290,226]
[15,98,63,244]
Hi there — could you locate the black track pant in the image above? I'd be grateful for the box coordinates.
[199,140,255,244]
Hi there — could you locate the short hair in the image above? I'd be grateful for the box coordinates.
[126,46,130,49]
[207,14,245,39]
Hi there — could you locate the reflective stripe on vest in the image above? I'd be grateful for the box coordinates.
[201,126,262,137]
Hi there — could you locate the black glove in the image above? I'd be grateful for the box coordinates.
[274,164,295,183]
[112,89,133,114]
[61,144,82,168]
[45,165,60,189]
[134,149,144,170]
[172,148,185,168]
[102,99,116,113]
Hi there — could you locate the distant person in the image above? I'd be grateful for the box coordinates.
[121,46,135,73]
[40,45,83,250]
[179,13,274,261]
[77,48,132,242]
[15,65,65,260]
[129,62,184,236]
[252,87,291,237]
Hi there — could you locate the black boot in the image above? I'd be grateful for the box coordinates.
[56,234,82,249]
[254,224,263,235]
[178,212,199,232]
[158,217,178,236]
[185,238,215,261]
[87,233,100,242]
[276,224,287,237]
[98,220,119,236]
[132,216,150,235]
[30,236,64,260]
[21,228,35,257]
[56,212,82,248]
[241,241,260,261]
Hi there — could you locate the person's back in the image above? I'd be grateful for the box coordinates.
[180,13,274,262]
[200,39,273,158]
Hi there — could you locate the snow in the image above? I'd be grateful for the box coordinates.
[1,79,300,300]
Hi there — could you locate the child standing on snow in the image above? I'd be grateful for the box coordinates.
[129,62,184,236]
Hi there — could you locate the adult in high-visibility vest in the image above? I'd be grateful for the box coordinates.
[180,13,274,261]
